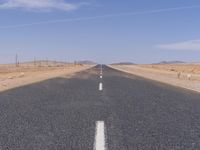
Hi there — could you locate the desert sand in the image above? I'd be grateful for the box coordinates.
[0,62,93,92]
[110,63,200,93]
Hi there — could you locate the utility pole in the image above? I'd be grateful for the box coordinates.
[46,58,48,66]
[15,54,18,67]
[34,57,36,67]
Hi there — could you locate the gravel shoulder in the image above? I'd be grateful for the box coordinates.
[109,65,200,93]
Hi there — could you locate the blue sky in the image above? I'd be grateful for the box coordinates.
[0,0,200,64]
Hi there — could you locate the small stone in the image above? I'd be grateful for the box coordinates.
[8,76,13,79]
[2,83,7,86]
[19,72,25,78]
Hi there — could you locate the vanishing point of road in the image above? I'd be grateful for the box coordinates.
[0,65,200,150]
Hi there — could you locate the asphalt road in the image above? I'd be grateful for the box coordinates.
[1,65,200,150]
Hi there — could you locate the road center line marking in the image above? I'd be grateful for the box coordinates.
[100,76,102,79]
[99,83,103,91]
[94,121,106,150]
[100,64,103,75]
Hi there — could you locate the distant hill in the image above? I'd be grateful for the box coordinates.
[77,60,97,65]
[156,61,185,64]
[111,62,135,65]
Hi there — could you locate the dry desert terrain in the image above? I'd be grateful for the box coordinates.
[110,63,200,93]
[0,61,93,92]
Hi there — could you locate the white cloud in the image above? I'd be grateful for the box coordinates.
[156,39,200,50]
[0,0,82,11]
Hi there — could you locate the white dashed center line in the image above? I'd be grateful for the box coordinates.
[100,65,103,75]
[99,83,103,91]
[94,121,106,150]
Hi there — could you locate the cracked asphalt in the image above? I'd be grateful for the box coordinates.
[0,65,200,150]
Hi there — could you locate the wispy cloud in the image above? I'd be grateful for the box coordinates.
[157,39,200,50]
[0,5,200,28]
[0,0,84,11]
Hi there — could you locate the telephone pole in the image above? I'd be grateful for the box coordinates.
[15,54,18,67]
[34,57,36,66]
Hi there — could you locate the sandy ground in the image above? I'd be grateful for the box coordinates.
[0,64,93,92]
[110,64,200,93]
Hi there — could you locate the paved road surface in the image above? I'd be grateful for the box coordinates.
[1,65,200,150]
